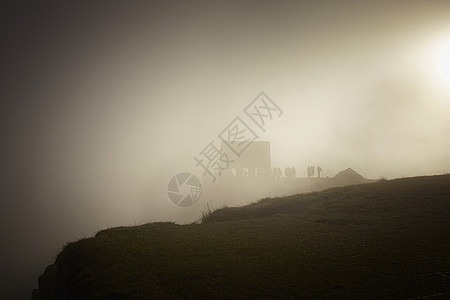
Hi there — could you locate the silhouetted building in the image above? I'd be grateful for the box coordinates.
[220,141,271,178]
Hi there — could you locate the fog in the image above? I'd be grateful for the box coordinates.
[1,0,450,298]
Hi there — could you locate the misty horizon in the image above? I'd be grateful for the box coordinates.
[1,1,450,298]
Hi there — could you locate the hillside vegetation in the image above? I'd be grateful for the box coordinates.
[35,175,450,299]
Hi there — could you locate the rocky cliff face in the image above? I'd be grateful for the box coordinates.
[32,264,57,299]
[33,243,81,299]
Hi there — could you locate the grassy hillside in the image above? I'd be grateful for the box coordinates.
[35,175,450,299]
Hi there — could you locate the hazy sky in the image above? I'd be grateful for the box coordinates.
[1,0,450,297]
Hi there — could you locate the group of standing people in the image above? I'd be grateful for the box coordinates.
[284,166,296,178]
[272,165,323,179]
[307,165,322,178]
[272,166,296,179]
[272,168,283,180]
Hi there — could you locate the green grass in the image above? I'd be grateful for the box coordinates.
[36,175,450,299]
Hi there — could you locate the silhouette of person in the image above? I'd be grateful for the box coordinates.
[317,165,322,178]
[274,167,281,180]
[311,166,315,178]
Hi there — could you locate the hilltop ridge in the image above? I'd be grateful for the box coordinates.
[34,174,450,299]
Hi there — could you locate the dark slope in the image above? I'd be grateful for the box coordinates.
[35,175,450,299]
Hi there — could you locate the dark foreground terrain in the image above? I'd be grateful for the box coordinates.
[34,175,450,299]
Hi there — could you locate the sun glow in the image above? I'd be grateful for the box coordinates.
[436,40,450,83]
[418,31,450,100]
[431,34,450,87]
